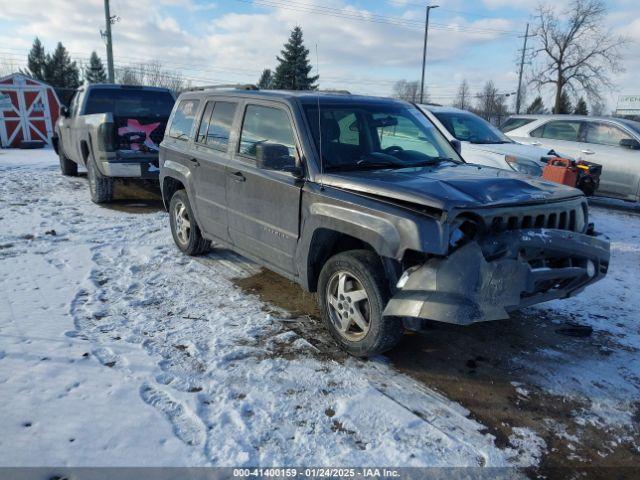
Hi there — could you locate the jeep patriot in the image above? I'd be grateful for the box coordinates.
[159,87,610,357]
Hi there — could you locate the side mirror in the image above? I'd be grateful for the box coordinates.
[256,143,303,177]
[619,138,640,150]
[450,139,462,155]
[60,105,70,118]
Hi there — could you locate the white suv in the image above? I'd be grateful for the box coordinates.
[502,115,640,202]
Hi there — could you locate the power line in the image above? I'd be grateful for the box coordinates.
[233,0,522,36]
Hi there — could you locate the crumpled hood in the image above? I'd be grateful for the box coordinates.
[321,163,583,211]
[465,142,553,162]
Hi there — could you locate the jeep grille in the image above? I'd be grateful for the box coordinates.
[486,204,586,233]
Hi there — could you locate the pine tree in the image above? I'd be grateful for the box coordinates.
[44,42,80,90]
[85,51,107,83]
[272,27,318,90]
[574,97,589,115]
[27,37,47,81]
[526,96,545,114]
[258,69,273,89]
[553,91,573,114]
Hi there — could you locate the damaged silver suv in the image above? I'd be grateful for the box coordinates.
[160,87,610,357]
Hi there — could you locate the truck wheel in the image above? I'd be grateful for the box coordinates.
[87,156,113,203]
[317,250,404,357]
[58,142,78,177]
[169,190,210,256]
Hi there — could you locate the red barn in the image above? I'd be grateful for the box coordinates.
[0,73,62,148]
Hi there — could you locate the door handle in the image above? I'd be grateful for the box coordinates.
[581,149,595,155]
[229,171,246,182]
[189,157,200,166]
[530,141,542,146]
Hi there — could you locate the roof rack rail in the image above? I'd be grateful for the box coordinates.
[185,84,260,92]
[319,89,352,95]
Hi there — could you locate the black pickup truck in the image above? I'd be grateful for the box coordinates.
[160,88,610,357]
[54,84,175,203]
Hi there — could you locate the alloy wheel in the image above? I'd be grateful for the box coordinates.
[326,270,371,341]
[174,200,191,246]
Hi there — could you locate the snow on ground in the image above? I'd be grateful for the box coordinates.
[0,148,533,467]
[1,148,639,468]
[513,205,640,452]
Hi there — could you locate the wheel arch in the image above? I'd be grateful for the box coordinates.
[161,175,187,211]
[298,206,403,293]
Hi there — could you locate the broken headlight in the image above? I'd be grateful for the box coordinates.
[449,217,479,249]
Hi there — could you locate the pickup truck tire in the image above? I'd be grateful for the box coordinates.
[58,142,78,177]
[169,190,210,256]
[87,155,113,203]
[317,250,404,357]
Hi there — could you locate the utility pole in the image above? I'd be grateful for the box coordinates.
[103,0,115,83]
[515,23,530,114]
[420,4,439,104]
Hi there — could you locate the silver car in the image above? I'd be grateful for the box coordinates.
[418,105,561,176]
[502,115,640,202]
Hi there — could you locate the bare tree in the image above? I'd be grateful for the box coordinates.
[116,61,190,93]
[531,0,628,113]
[392,79,424,103]
[453,79,471,109]
[475,80,508,122]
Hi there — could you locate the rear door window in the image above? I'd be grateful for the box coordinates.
[169,99,199,141]
[206,102,237,151]
[196,101,215,144]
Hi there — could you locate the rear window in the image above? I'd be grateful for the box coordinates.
[168,99,200,140]
[500,117,536,133]
[84,88,174,117]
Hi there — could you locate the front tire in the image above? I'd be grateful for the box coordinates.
[87,155,113,203]
[58,140,78,176]
[169,190,210,256]
[317,250,404,357]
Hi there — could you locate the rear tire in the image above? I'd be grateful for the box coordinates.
[317,249,404,357]
[87,155,113,203]
[169,190,210,256]
[58,141,78,177]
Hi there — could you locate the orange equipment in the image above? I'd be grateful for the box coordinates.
[542,158,578,188]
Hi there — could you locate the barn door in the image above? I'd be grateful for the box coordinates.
[23,88,52,145]
[0,86,53,147]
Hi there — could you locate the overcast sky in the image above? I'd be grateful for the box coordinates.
[0,0,637,112]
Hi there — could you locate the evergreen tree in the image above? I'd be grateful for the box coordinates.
[258,68,273,89]
[574,97,589,115]
[27,37,47,81]
[85,51,107,83]
[526,96,545,114]
[272,27,318,90]
[553,91,573,114]
[44,42,80,90]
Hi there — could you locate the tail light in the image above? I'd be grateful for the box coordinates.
[97,123,116,152]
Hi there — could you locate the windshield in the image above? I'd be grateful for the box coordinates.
[619,119,640,137]
[433,111,513,144]
[303,102,461,171]
[85,89,175,117]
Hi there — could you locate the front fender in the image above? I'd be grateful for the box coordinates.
[306,202,401,258]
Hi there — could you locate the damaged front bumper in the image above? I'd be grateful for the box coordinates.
[383,229,610,325]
